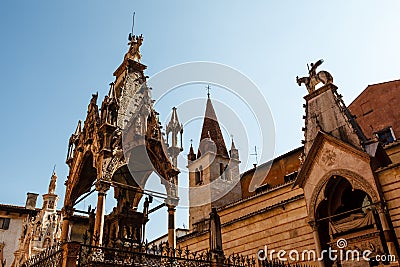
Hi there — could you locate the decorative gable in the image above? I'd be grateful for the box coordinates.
[294,132,381,221]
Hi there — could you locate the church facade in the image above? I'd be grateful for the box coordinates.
[12,29,400,267]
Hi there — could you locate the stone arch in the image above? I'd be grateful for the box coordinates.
[309,168,379,222]
[110,164,150,208]
[67,151,98,207]
[120,109,179,201]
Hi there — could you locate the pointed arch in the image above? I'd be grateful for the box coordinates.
[66,152,97,207]
[309,169,380,222]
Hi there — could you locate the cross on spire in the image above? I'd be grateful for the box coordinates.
[250,146,258,166]
[206,85,211,98]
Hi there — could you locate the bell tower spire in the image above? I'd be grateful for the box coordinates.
[197,93,229,158]
[187,91,241,232]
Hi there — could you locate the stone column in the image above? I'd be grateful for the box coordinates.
[60,206,73,243]
[167,205,176,250]
[61,241,81,267]
[93,181,110,246]
[309,221,324,267]
[377,206,398,259]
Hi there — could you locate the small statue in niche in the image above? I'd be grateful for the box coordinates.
[111,129,122,151]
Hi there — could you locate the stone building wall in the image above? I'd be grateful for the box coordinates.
[179,184,315,263]
[0,206,33,267]
[376,142,400,239]
[349,80,400,140]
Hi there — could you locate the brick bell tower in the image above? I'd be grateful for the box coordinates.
[187,93,241,232]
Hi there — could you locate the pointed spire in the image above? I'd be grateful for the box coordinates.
[198,97,229,158]
[108,82,118,103]
[206,85,211,99]
[166,107,183,136]
[74,120,82,136]
[166,107,184,166]
[166,107,183,149]
[231,136,236,150]
[229,136,239,160]
[188,139,196,162]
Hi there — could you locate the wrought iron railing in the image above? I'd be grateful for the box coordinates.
[79,244,209,267]
[78,241,257,267]
[22,242,63,267]
[23,239,312,267]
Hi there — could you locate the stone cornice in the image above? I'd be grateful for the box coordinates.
[304,83,338,101]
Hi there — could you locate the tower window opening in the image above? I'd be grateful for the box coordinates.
[375,127,396,145]
[220,163,227,180]
[0,217,10,230]
[195,166,203,185]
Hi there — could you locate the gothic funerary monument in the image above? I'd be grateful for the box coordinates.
[9,27,400,267]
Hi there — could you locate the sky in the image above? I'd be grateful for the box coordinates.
[1,1,400,241]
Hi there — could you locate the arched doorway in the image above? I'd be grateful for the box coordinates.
[315,176,385,266]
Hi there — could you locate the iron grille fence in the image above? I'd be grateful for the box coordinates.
[78,243,257,267]
[22,242,63,267]
[22,241,312,267]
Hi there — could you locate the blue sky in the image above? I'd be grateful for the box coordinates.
[1,1,400,241]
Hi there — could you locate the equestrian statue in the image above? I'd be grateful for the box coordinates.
[296,59,333,93]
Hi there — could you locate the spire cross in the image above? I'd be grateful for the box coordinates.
[52,164,56,175]
[190,139,193,146]
[250,146,258,165]
[206,85,211,98]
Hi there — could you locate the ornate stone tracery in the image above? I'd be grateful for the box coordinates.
[61,34,180,247]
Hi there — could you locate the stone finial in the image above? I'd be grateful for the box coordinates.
[229,137,239,160]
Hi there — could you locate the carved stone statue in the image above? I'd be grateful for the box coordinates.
[48,172,57,194]
[296,59,333,93]
[126,34,144,62]
[143,196,152,218]
[209,208,223,253]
